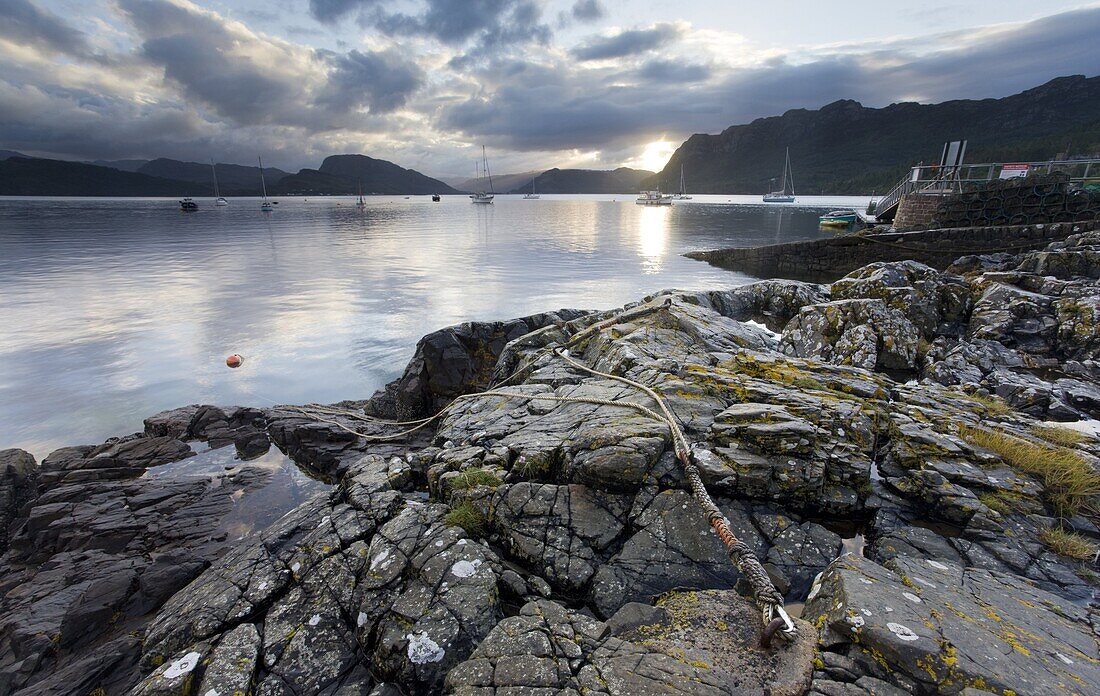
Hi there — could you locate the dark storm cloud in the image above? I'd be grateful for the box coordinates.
[114,0,422,129]
[571,23,682,61]
[320,49,424,113]
[0,0,90,55]
[443,7,1100,154]
[373,0,549,47]
[571,0,605,21]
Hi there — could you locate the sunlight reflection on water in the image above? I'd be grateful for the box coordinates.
[0,193,870,456]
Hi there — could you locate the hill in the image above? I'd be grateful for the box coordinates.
[0,158,208,196]
[89,159,149,172]
[451,170,542,194]
[509,167,654,194]
[646,75,1100,195]
[298,154,457,195]
[0,150,32,160]
[137,158,290,194]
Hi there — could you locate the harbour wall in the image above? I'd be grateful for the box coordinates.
[685,220,1098,283]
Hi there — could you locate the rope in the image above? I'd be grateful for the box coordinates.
[283,303,796,640]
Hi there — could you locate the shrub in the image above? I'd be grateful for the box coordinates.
[450,468,502,491]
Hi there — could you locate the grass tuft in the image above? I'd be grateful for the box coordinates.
[1030,424,1091,448]
[450,468,502,491]
[1038,528,1098,561]
[959,425,1100,517]
[957,392,1014,418]
[444,501,487,538]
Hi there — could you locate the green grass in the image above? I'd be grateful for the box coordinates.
[1031,424,1091,448]
[444,501,487,538]
[1039,528,1098,561]
[449,468,502,491]
[959,425,1100,517]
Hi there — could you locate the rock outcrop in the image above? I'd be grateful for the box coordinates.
[1,230,1099,695]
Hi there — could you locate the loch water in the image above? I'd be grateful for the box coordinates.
[0,193,872,456]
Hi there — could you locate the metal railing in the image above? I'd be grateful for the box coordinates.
[876,158,1100,219]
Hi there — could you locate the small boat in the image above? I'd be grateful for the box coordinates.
[179,197,198,211]
[356,178,366,209]
[819,210,857,226]
[258,156,273,212]
[469,146,495,204]
[671,164,692,200]
[432,194,441,202]
[763,147,796,203]
[635,190,673,206]
[210,160,228,206]
[523,174,540,199]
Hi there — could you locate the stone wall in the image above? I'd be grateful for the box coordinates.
[686,220,1097,282]
[892,193,943,231]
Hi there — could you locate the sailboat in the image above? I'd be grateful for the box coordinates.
[671,164,692,200]
[356,178,366,209]
[469,147,495,204]
[211,160,228,206]
[763,148,796,203]
[523,174,539,199]
[258,156,274,212]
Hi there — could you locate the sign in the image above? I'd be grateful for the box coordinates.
[1000,163,1029,179]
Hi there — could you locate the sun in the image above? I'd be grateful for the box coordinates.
[636,140,676,173]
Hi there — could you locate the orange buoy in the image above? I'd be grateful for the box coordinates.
[226,354,244,368]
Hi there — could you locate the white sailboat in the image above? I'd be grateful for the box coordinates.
[469,147,495,204]
[763,147,796,203]
[671,164,692,200]
[211,160,228,206]
[523,174,539,199]
[258,156,273,212]
[356,178,366,209]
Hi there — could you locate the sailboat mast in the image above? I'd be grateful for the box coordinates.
[483,146,494,194]
[210,159,221,198]
[779,148,788,193]
[786,148,795,195]
[258,156,268,200]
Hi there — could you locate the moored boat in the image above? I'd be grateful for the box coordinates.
[432,194,441,202]
[819,209,857,226]
[211,160,228,206]
[635,190,673,206]
[179,197,198,211]
[671,164,692,200]
[258,156,274,212]
[763,147,796,203]
[470,147,495,204]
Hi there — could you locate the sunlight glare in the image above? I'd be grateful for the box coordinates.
[637,141,676,173]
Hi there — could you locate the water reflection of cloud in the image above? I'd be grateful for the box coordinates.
[0,196,846,456]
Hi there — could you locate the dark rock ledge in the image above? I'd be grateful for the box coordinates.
[1,232,1099,695]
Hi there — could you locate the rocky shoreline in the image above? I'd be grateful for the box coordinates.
[2,229,1099,695]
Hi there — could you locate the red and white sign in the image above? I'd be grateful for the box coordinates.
[999,163,1029,179]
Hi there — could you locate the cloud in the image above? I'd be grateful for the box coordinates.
[571,0,605,21]
[571,22,683,61]
[0,0,90,55]
[308,0,374,24]
[320,49,424,113]
[636,59,710,82]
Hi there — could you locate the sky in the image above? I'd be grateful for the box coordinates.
[1,0,1099,178]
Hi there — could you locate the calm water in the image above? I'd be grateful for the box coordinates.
[0,193,870,457]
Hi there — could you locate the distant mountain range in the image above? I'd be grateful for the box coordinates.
[0,157,210,196]
[4,75,1097,197]
[645,75,1100,195]
[448,170,542,194]
[276,155,458,195]
[507,168,654,194]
